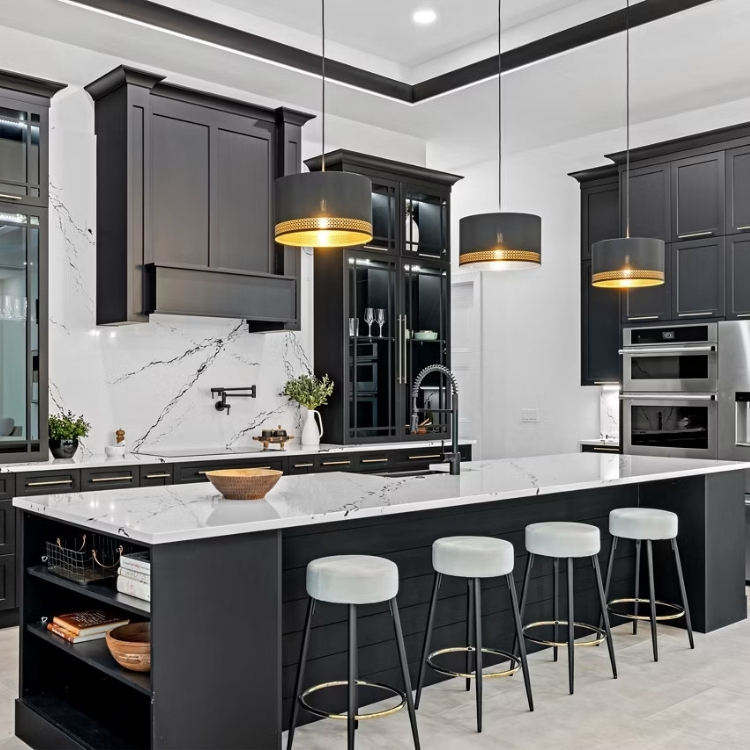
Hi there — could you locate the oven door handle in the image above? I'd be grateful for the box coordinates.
[620,393,716,401]
[619,345,716,355]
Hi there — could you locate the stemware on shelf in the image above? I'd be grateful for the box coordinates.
[364,307,374,337]
[348,317,359,338]
[376,308,386,337]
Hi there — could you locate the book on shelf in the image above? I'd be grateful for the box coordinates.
[52,610,130,637]
[46,622,107,644]
[117,566,150,585]
[117,575,151,602]
[120,551,151,575]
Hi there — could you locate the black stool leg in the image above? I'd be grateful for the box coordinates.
[552,557,559,662]
[633,539,642,635]
[466,578,474,691]
[348,604,357,750]
[566,558,575,695]
[512,553,534,659]
[598,536,617,637]
[391,598,421,750]
[671,538,695,650]
[287,598,315,750]
[507,573,534,712]
[473,578,483,733]
[646,540,659,662]
[593,555,617,680]
[415,573,441,709]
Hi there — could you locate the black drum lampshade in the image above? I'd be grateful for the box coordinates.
[459,212,541,270]
[274,171,373,248]
[591,237,665,288]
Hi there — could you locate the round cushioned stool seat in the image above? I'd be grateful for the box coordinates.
[432,536,514,579]
[306,555,399,605]
[610,507,678,541]
[525,522,600,558]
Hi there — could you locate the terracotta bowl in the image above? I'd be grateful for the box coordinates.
[205,468,283,500]
[106,622,151,672]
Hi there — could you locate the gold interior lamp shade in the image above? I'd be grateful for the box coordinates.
[459,212,541,270]
[591,237,665,288]
[274,171,373,248]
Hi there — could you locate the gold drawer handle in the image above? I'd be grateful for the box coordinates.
[0,193,22,201]
[27,479,73,487]
[91,476,133,483]
[200,467,272,473]
[408,454,441,460]
[593,447,619,452]
[361,458,388,464]
[322,460,351,466]
[294,463,314,468]
[145,473,171,479]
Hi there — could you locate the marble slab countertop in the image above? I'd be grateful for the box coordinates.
[0,439,477,474]
[13,453,749,545]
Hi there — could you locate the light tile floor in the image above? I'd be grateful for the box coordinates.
[0,598,748,749]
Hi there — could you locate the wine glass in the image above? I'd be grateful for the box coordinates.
[364,307,374,337]
[375,308,386,338]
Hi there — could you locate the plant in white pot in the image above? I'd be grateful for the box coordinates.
[282,374,334,447]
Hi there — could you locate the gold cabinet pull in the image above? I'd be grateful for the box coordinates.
[27,479,73,487]
[408,454,441,460]
[322,460,351,466]
[593,447,619,452]
[360,458,388,464]
[91,476,133,483]
[294,463,314,468]
[0,193,22,201]
[145,473,171,479]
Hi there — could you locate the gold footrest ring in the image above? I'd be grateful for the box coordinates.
[523,620,606,647]
[607,598,685,621]
[299,680,405,721]
[426,646,520,680]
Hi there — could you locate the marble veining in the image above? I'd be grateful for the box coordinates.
[13,453,749,545]
[599,387,620,442]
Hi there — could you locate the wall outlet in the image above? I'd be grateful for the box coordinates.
[521,408,539,423]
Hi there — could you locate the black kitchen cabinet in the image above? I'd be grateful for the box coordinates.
[403,182,449,261]
[140,464,174,486]
[81,466,140,492]
[580,177,619,261]
[671,152,725,240]
[174,457,285,484]
[622,247,672,324]
[85,66,313,328]
[580,443,620,454]
[0,475,15,501]
[726,145,750,235]
[362,177,399,255]
[314,455,354,472]
[726,234,750,319]
[621,163,671,242]
[672,236,726,319]
[0,553,15,611]
[581,261,621,385]
[16,469,80,496]
[0,500,15,554]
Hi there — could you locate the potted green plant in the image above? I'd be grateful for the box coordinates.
[48,410,91,459]
[281,374,334,447]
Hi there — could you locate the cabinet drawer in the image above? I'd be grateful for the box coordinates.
[176,459,285,483]
[81,466,140,492]
[581,444,620,454]
[287,459,316,475]
[0,475,15,501]
[391,449,445,470]
[16,470,81,496]
[0,553,16,611]
[140,465,174,486]
[0,501,15,554]
[315,455,354,473]
[354,453,392,472]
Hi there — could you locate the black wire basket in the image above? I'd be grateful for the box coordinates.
[43,533,131,585]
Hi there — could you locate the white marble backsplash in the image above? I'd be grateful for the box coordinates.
[599,387,620,442]
[46,89,313,454]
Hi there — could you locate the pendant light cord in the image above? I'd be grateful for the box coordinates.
[321,0,326,172]
[498,0,502,211]
[625,0,630,237]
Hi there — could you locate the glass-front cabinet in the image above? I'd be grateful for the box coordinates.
[403,184,449,261]
[0,205,46,459]
[0,100,48,207]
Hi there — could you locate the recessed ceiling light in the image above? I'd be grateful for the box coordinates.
[413,9,437,25]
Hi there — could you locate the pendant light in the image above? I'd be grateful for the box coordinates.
[459,0,541,270]
[274,0,372,248]
[591,0,664,288]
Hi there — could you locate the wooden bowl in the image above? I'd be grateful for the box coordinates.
[205,468,283,500]
[106,622,151,672]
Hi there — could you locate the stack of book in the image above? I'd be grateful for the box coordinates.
[47,610,129,644]
[117,551,151,602]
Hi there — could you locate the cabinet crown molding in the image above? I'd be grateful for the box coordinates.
[84,65,166,101]
[0,68,66,102]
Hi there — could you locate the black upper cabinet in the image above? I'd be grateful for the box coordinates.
[671,152,725,240]
[85,66,313,328]
[671,237,725,320]
[581,261,621,385]
[726,234,750,319]
[726,145,750,235]
[580,178,619,261]
[622,247,672,323]
[621,163,671,242]
[403,183,449,261]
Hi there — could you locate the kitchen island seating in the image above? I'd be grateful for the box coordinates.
[287,555,420,750]
[603,507,694,662]
[518,522,618,694]
[415,536,533,733]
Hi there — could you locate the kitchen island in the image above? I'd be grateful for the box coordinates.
[12,453,749,750]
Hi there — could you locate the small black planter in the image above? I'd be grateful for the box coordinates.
[49,439,79,459]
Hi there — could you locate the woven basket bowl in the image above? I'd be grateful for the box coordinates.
[205,468,283,500]
[106,622,151,672]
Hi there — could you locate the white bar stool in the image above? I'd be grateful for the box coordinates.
[603,507,694,662]
[517,522,618,695]
[287,555,420,750]
[414,536,533,733]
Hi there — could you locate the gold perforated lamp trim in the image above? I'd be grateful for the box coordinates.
[459,249,541,266]
[591,237,666,289]
[592,269,665,288]
[274,217,373,248]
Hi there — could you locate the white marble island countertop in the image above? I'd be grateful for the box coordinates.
[13,453,750,545]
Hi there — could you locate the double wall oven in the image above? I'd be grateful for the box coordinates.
[620,323,718,459]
